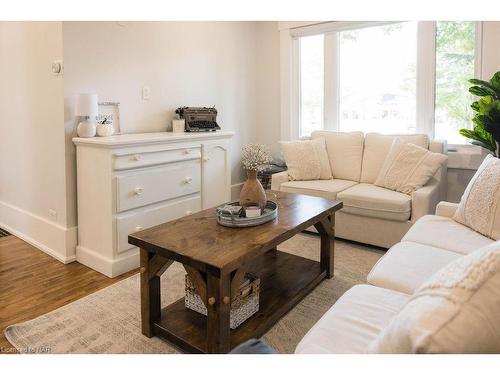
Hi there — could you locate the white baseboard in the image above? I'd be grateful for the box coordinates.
[231,182,244,201]
[0,200,77,264]
[76,245,139,278]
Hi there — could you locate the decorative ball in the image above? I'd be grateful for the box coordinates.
[96,123,115,137]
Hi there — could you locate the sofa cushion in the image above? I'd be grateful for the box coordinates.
[360,133,430,184]
[280,179,357,200]
[295,285,410,354]
[402,215,494,255]
[337,183,411,222]
[368,241,500,353]
[311,131,364,182]
[280,139,323,181]
[453,154,500,240]
[375,138,448,195]
[367,241,462,294]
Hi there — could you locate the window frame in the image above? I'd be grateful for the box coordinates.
[285,21,483,143]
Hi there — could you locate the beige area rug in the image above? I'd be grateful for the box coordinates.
[5,234,384,354]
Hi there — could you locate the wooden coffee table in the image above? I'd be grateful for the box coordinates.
[128,191,342,353]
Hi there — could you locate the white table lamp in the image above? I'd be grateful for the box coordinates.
[76,93,98,137]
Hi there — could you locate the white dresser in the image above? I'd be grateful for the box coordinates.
[73,131,234,277]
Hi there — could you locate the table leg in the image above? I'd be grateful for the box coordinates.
[318,215,335,279]
[140,248,161,337]
[206,273,231,353]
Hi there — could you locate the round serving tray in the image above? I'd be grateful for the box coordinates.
[216,201,278,228]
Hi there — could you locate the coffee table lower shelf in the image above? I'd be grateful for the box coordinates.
[153,250,326,353]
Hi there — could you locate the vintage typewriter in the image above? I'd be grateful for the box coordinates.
[175,106,221,132]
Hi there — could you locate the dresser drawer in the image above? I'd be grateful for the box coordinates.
[116,196,201,254]
[116,161,201,212]
[114,147,201,171]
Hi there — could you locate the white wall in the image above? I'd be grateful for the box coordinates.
[0,22,77,262]
[481,22,500,79]
[63,21,258,202]
[255,22,281,158]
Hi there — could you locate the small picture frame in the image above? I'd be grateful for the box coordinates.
[97,102,121,134]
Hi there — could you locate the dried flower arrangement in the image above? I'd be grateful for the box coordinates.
[241,144,272,171]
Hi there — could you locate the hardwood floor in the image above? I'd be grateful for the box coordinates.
[0,235,137,354]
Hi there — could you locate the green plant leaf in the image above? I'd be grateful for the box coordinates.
[469,78,496,90]
[470,101,480,112]
[469,78,500,98]
[491,71,500,91]
[470,86,497,97]
[470,140,490,149]
[459,128,497,152]
[472,114,486,127]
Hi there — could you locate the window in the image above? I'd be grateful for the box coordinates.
[293,21,479,143]
[299,34,324,136]
[338,23,417,134]
[434,21,476,144]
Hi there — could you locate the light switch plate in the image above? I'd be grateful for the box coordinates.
[142,86,151,100]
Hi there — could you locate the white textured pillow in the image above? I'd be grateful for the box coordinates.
[280,138,332,181]
[453,154,500,240]
[375,138,447,194]
[368,241,500,354]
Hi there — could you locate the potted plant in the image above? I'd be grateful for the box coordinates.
[240,144,272,212]
[459,71,500,157]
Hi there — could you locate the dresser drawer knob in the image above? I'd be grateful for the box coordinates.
[133,154,142,161]
[134,187,144,195]
[184,177,193,184]
[135,226,143,231]
[203,156,210,162]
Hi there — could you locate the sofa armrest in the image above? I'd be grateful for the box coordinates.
[270,171,289,191]
[429,139,447,154]
[410,177,441,222]
[429,141,448,202]
[436,201,459,218]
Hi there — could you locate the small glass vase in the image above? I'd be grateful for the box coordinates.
[239,169,267,211]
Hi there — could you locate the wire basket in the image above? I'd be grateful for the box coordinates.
[185,273,260,329]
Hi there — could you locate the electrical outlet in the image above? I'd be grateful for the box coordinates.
[142,86,151,100]
[48,209,58,221]
[51,60,63,76]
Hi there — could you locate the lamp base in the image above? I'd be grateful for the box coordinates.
[77,119,96,138]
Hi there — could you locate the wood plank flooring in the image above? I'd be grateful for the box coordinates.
[0,235,137,354]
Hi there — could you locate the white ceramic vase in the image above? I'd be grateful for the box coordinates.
[77,119,96,138]
[97,123,115,137]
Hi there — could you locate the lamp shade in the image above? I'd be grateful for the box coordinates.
[75,93,98,118]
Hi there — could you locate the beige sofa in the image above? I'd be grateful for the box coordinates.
[271,131,447,248]
[295,202,497,353]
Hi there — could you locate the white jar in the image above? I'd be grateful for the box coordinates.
[96,123,115,137]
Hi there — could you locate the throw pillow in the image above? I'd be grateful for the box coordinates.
[453,154,500,240]
[375,138,447,195]
[368,241,500,353]
[280,138,332,181]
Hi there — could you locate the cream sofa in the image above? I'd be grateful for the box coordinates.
[295,202,496,353]
[271,131,447,248]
